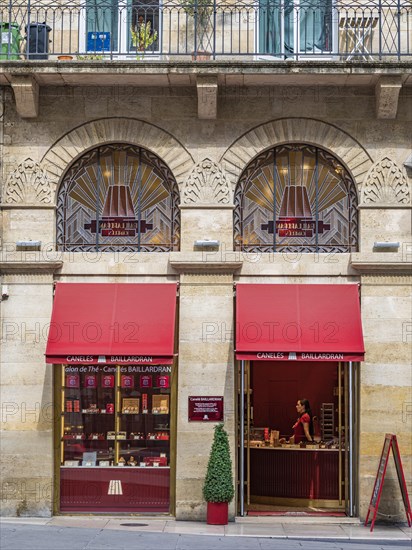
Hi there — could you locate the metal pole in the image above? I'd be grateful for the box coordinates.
[397,0,401,61]
[27,0,31,60]
[273,148,277,253]
[315,147,319,252]
[194,0,198,58]
[239,360,245,516]
[137,147,142,251]
[212,0,216,59]
[96,148,101,251]
[338,361,342,505]
[348,360,354,516]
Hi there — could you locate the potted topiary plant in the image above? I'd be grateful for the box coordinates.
[203,423,234,525]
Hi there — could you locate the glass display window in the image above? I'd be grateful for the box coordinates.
[118,374,170,468]
[60,365,171,468]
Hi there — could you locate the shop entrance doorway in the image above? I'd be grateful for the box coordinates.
[238,361,359,517]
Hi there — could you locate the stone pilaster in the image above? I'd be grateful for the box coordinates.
[358,274,412,520]
[0,263,61,516]
[173,262,240,520]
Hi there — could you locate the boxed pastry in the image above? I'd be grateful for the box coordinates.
[122,398,139,414]
[270,430,280,447]
[145,456,168,467]
[152,394,169,414]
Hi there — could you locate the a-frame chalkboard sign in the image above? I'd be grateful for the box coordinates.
[365,434,412,531]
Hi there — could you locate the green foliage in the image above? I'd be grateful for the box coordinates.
[203,424,234,503]
[131,20,158,57]
[77,54,104,61]
[180,0,212,19]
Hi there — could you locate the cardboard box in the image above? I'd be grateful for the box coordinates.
[152,394,169,414]
[122,398,139,414]
[145,456,168,467]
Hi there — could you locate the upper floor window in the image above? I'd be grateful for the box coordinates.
[57,144,180,252]
[234,144,358,253]
[259,0,335,57]
[84,0,159,54]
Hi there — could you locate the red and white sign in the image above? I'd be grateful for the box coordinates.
[188,396,224,422]
[102,374,115,388]
[66,374,80,388]
[121,375,134,388]
[237,352,364,362]
[85,374,97,388]
[47,355,173,365]
[140,375,152,388]
[156,375,169,388]
[365,434,412,531]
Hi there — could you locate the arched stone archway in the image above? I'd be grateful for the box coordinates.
[40,117,194,203]
[220,117,373,197]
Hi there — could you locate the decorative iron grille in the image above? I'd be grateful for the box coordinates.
[234,144,358,253]
[56,144,180,251]
[0,1,410,60]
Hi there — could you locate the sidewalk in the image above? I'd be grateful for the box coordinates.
[1,515,411,544]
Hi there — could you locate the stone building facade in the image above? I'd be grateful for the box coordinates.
[0,42,411,520]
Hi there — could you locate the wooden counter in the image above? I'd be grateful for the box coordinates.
[248,447,341,500]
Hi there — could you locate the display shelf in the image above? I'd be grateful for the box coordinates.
[117,412,170,416]
[61,366,171,469]
[61,465,170,469]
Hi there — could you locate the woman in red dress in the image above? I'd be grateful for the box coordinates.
[292,398,314,443]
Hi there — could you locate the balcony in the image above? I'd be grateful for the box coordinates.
[1,1,410,119]
[0,1,411,62]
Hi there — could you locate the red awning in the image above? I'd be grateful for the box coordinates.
[46,283,177,364]
[236,284,365,362]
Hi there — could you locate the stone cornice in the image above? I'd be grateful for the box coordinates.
[350,255,412,274]
[0,204,56,209]
[0,261,63,274]
[179,204,235,210]
[169,253,242,274]
[2,60,412,75]
[358,204,412,209]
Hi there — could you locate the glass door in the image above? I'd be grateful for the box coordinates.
[239,360,353,514]
[343,361,359,517]
[127,0,160,55]
[258,0,336,58]
[82,0,160,55]
[85,0,120,53]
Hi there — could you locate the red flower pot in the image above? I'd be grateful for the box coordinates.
[206,501,228,525]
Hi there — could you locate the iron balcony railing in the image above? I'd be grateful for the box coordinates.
[0,1,411,61]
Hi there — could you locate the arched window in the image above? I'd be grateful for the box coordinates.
[57,144,180,251]
[234,144,358,253]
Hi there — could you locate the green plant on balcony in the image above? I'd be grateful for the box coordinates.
[180,0,213,56]
[76,54,104,61]
[131,20,158,59]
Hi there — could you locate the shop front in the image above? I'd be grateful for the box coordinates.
[236,284,365,516]
[46,282,177,513]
